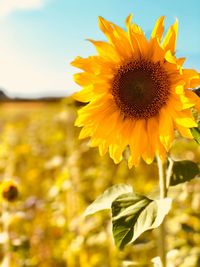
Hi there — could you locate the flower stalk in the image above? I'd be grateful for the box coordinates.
[157,155,167,267]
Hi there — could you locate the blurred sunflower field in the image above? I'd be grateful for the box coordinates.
[0,99,199,267]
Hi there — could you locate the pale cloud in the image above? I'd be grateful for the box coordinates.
[0,0,47,17]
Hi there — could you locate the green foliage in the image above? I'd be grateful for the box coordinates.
[85,184,133,216]
[85,184,172,250]
[112,193,171,249]
[170,160,199,186]
[190,121,200,144]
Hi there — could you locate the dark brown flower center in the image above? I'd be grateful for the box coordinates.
[112,59,170,119]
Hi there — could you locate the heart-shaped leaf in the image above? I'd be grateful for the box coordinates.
[84,184,132,216]
[112,192,172,249]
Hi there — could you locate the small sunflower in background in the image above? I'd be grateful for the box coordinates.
[0,180,19,202]
[72,15,200,167]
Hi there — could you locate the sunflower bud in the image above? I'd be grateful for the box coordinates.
[1,180,19,202]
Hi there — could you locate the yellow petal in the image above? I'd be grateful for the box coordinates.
[125,14,144,34]
[182,69,200,88]
[109,143,124,164]
[131,23,143,34]
[167,105,197,128]
[73,85,97,102]
[175,124,193,139]
[108,118,134,164]
[98,16,132,59]
[76,97,114,126]
[177,94,195,109]
[185,89,200,111]
[90,137,101,147]
[162,19,178,53]
[73,72,107,86]
[149,38,165,62]
[90,137,109,156]
[99,140,109,156]
[165,50,177,64]
[159,107,174,151]
[142,117,158,164]
[175,114,197,128]
[134,31,149,57]
[98,16,113,36]
[173,85,184,94]
[125,14,142,57]
[112,18,132,38]
[71,56,114,74]
[145,117,158,161]
[142,135,155,164]
[87,39,121,62]
[177,57,185,66]
[151,16,165,41]
[93,111,120,140]
[156,145,167,162]
[125,14,133,29]
[170,92,195,111]
[128,120,147,167]
[120,118,136,145]
[183,69,199,79]
[79,125,94,139]
[190,78,200,88]
[147,116,166,161]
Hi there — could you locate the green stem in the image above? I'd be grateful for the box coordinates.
[166,158,174,189]
[157,155,167,267]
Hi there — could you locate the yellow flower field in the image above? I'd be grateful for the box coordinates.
[0,99,199,267]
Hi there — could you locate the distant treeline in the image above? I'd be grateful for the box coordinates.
[0,89,64,102]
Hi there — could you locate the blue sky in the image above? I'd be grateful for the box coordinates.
[0,0,200,97]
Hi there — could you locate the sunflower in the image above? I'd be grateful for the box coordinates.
[72,15,200,167]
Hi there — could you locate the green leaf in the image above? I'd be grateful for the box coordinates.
[190,121,200,144]
[84,184,132,216]
[111,192,172,249]
[170,160,200,186]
